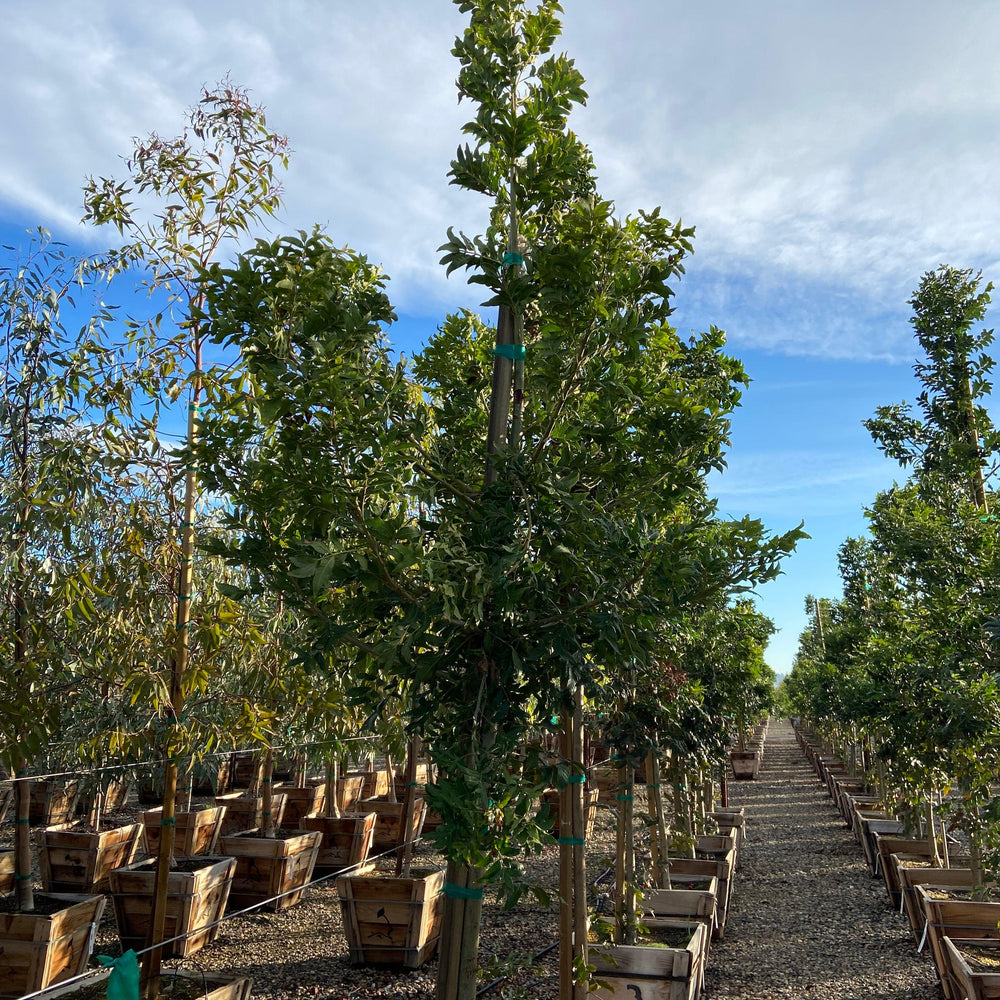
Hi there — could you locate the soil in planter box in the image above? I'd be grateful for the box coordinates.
[41,973,239,1000]
[641,925,696,949]
[961,943,1000,971]
[0,894,77,916]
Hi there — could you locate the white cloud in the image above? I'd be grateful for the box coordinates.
[4,1,1000,354]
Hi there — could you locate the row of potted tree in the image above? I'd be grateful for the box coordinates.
[783,264,1000,1000]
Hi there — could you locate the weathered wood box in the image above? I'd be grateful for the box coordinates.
[218,829,321,912]
[362,798,427,855]
[33,968,252,999]
[274,780,326,827]
[141,805,226,856]
[38,822,143,894]
[214,792,288,837]
[942,936,1000,1000]
[0,893,106,998]
[29,782,79,827]
[590,921,709,1000]
[336,867,445,968]
[109,855,235,958]
[302,812,377,874]
[540,786,600,839]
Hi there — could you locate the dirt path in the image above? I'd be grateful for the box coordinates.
[702,718,940,1000]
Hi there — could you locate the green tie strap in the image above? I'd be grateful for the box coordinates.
[493,343,526,362]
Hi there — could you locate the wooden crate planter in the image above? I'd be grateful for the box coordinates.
[916,885,1000,1000]
[540,786,600,839]
[141,805,226,856]
[642,878,718,950]
[362,798,428,855]
[898,864,973,944]
[0,893,106,998]
[34,968,252,999]
[218,829,321,912]
[336,867,445,968]
[666,856,732,940]
[590,921,709,1000]
[214,792,288,837]
[708,807,745,855]
[29,782,79,827]
[38,822,143,894]
[74,779,129,820]
[942,936,1000,1000]
[858,817,904,875]
[696,830,739,873]
[274,780,325,827]
[392,762,432,800]
[109,855,235,959]
[336,774,366,812]
[343,769,389,801]
[729,750,760,780]
[301,812,377,874]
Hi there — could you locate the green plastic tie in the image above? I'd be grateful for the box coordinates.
[15,818,29,825]
[13,873,30,880]
[99,949,140,1000]
[493,343,526,362]
[261,777,272,783]
[557,836,586,846]
[616,795,634,802]
[566,774,586,784]
[442,882,484,900]
[160,817,176,827]
[502,252,524,267]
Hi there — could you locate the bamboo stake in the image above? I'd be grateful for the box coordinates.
[396,737,419,877]
[261,748,275,838]
[558,706,575,994]
[571,687,587,1000]
[647,754,671,890]
[385,753,396,803]
[324,756,339,819]
[13,765,32,912]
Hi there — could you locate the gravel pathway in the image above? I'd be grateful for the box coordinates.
[703,719,940,1000]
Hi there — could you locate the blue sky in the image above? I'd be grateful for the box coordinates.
[4,1,1000,673]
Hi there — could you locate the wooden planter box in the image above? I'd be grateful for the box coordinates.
[218,829,321,912]
[540,786,600,839]
[942,936,1000,1000]
[301,812,377,874]
[29,782,79,827]
[858,817,904,875]
[642,878,718,951]
[898,864,974,944]
[666,856,732,939]
[729,750,760,780]
[392,763,431,800]
[343,769,389,801]
[214,792,288,837]
[38,822,143,894]
[362,799,428,855]
[916,885,1000,1000]
[141,805,226,856]
[696,830,739,873]
[274,781,325,827]
[336,867,445,968]
[109,855,235,959]
[0,893,106,998]
[33,968,252,999]
[590,921,709,1000]
[875,835,960,908]
[73,779,129,821]
[336,774,366,812]
[708,807,746,855]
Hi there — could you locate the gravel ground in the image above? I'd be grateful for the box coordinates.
[703,719,941,1000]
[12,721,947,998]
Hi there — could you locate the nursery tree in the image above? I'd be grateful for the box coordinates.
[83,80,288,995]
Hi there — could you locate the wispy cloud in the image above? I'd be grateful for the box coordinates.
[3,1,1000,359]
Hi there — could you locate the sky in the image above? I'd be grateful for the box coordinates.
[3,0,1000,674]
